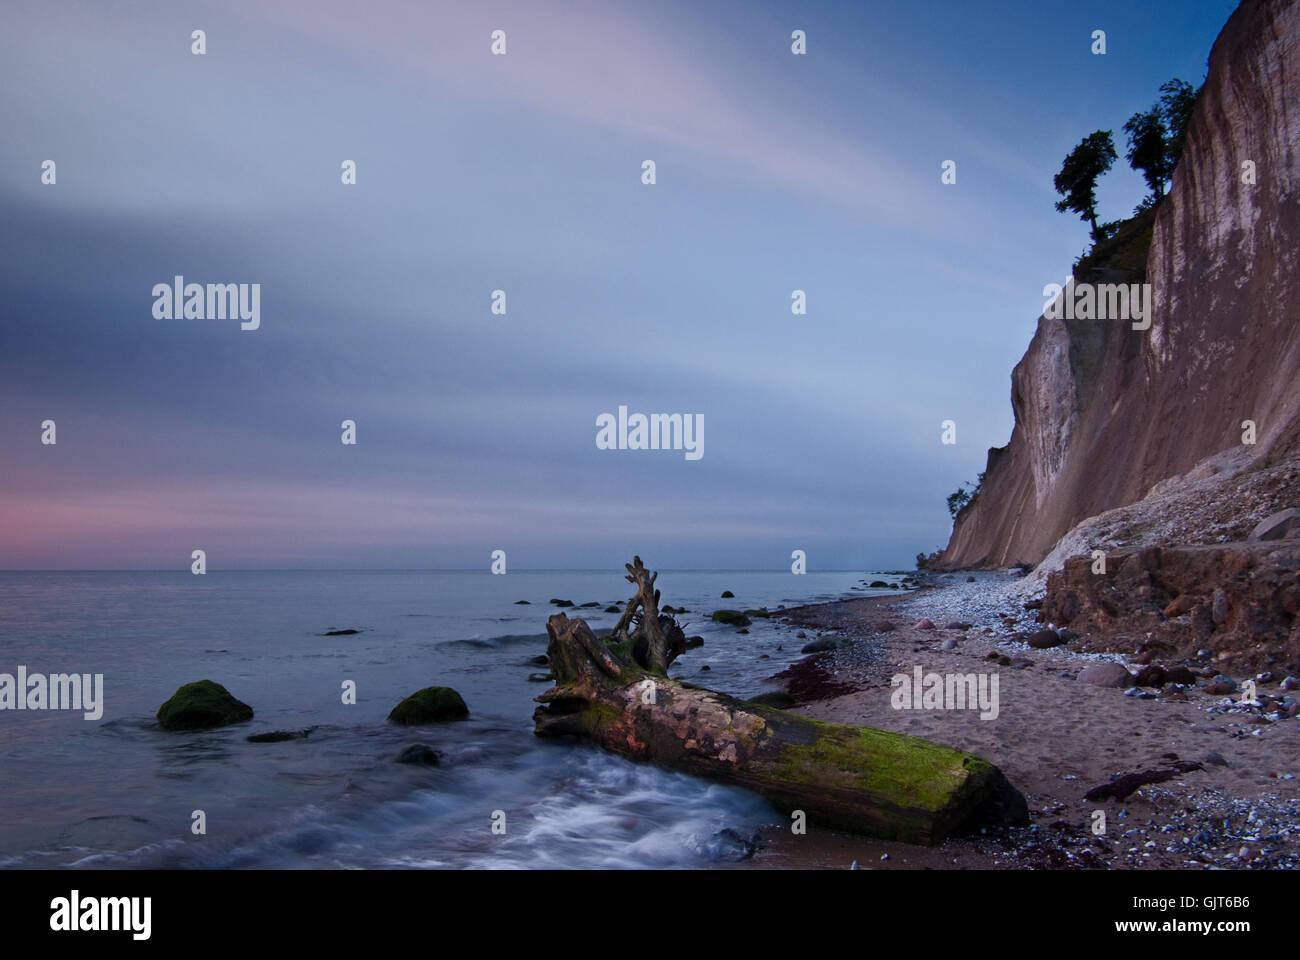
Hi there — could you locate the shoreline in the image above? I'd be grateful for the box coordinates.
[737,573,1300,870]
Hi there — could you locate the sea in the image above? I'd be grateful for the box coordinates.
[0,569,903,869]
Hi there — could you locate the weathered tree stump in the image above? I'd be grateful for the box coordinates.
[534,609,1027,845]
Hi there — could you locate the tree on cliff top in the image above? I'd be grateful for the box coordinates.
[1123,107,1172,201]
[1159,78,1197,163]
[1122,78,1200,203]
[1054,130,1117,244]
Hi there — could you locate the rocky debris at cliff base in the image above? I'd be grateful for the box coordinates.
[1040,539,1300,675]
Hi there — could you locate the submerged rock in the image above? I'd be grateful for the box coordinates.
[247,728,314,743]
[720,591,735,598]
[395,743,440,766]
[604,605,620,613]
[323,628,359,636]
[157,680,253,731]
[388,686,469,724]
[800,637,839,653]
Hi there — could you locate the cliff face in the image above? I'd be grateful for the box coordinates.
[941,0,1300,569]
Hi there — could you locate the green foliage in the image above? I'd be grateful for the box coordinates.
[1160,78,1198,164]
[1122,78,1199,203]
[946,473,985,520]
[1054,130,1118,244]
[1123,106,1172,200]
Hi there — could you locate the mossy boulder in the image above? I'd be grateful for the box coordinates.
[388,686,469,725]
[685,636,705,649]
[157,680,253,731]
[711,609,751,626]
[743,608,771,618]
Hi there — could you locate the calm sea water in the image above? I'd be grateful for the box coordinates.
[0,570,900,869]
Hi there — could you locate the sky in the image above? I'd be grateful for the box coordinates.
[0,0,1240,570]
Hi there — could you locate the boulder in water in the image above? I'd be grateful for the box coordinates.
[388,686,469,724]
[711,610,751,626]
[157,680,253,731]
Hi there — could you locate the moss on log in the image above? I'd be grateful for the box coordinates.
[534,611,1026,845]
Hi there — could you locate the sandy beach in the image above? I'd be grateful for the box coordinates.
[734,574,1300,870]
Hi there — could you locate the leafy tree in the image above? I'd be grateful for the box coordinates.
[1122,107,1171,200]
[1159,79,1197,165]
[1054,130,1118,244]
[946,474,985,520]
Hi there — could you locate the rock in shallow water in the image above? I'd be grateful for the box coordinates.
[705,827,759,861]
[247,728,314,743]
[395,743,440,766]
[157,680,253,731]
[711,609,751,626]
[388,686,469,724]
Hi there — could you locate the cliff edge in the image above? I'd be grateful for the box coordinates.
[940,0,1300,569]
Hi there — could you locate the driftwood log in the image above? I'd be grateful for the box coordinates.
[535,586,1028,845]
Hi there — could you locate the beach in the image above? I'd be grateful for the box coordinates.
[738,572,1300,869]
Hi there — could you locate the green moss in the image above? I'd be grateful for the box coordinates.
[777,718,980,813]
[156,680,253,731]
[743,608,771,618]
[711,609,752,626]
[388,686,469,724]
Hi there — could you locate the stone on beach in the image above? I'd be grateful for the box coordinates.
[914,618,935,630]
[1028,628,1065,649]
[1079,663,1133,688]
[1249,508,1300,541]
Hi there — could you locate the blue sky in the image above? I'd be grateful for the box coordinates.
[0,0,1239,569]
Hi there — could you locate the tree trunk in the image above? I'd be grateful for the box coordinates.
[534,612,1027,845]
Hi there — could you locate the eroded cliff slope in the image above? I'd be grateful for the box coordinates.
[941,0,1300,569]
